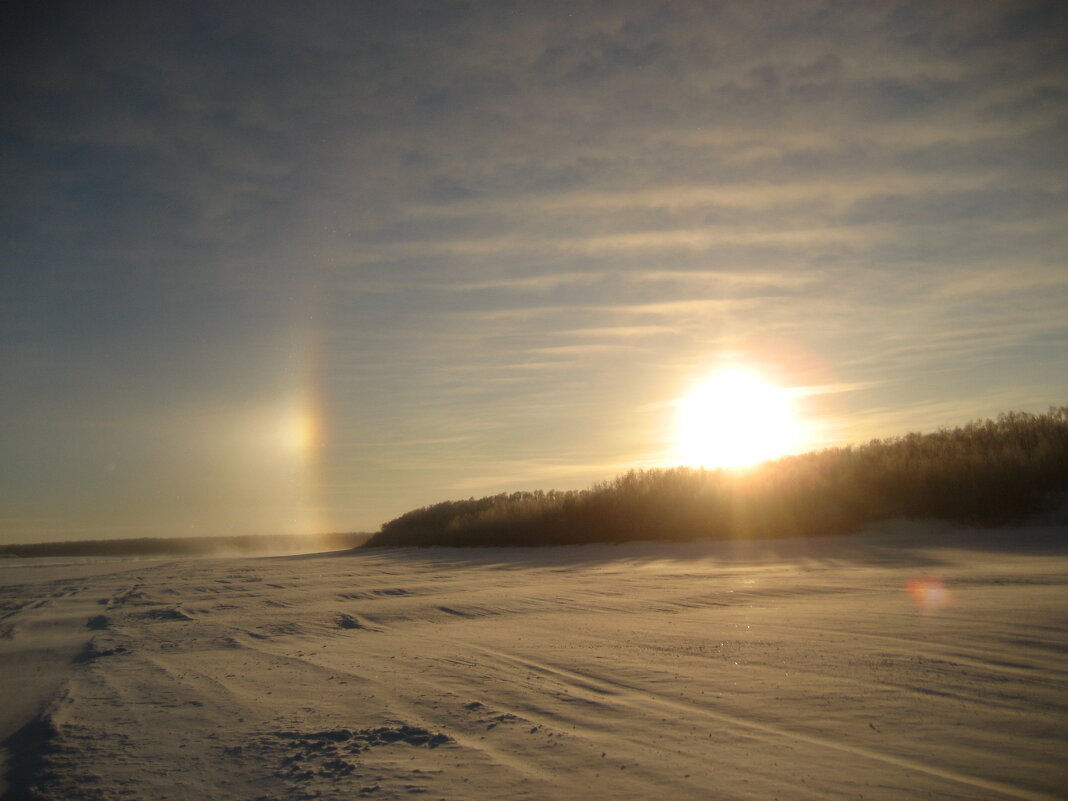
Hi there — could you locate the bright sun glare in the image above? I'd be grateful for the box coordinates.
[676,368,800,468]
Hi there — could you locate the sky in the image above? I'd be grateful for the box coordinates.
[2,0,1067,544]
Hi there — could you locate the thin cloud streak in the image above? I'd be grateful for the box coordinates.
[624,270,824,288]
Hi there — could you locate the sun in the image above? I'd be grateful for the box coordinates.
[675,367,800,468]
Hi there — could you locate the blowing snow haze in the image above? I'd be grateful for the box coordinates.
[2,1,1067,544]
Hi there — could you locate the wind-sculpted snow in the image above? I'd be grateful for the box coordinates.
[0,524,1066,800]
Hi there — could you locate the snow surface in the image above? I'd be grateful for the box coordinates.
[1,524,1066,800]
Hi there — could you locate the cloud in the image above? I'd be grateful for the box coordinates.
[554,325,679,339]
[932,265,1068,298]
[445,273,606,293]
[843,187,1067,226]
[792,381,883,398]
[624,270,824,289]
[525,343,645,357]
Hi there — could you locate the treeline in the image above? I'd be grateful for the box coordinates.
[0,531,371,559]
[365,408,1068,548]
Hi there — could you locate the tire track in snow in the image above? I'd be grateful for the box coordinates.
[473,646,1060,801]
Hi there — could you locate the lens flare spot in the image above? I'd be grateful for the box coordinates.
[906,577,951,611]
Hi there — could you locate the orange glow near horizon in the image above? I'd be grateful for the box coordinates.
[675,367,802,468]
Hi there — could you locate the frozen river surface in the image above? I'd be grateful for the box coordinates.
[1,524,1066,800]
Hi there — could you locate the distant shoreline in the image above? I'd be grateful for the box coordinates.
[0,532,371,559]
